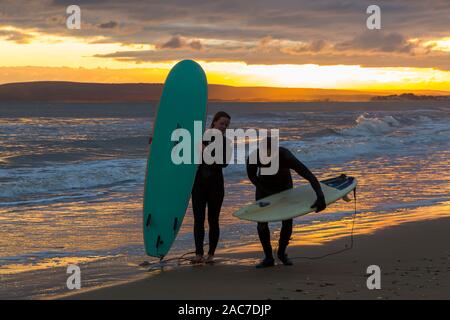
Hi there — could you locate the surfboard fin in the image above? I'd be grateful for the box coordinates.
[145,214,152,227]
[173,217,179,231]
[156,235,164,248]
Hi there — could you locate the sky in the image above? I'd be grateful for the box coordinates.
[0,0,450,90]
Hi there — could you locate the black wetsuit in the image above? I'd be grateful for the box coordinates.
[192,136,230,256]
[246,146,324,259]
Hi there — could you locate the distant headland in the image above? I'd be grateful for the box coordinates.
[371,93,450,101]
[0,81,449,103]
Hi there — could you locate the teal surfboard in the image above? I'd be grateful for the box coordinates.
[143,60,207,258]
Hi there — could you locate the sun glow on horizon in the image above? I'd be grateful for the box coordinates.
[201,62,450,90]
[424,37,450,52]
[1,25,450,91]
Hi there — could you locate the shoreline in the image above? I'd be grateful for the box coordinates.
[57,216,450,300]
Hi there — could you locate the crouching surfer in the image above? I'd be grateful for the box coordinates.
[191,111,232,264]
[246,137,326,268]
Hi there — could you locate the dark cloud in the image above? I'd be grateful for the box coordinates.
[189,40,202,50]
[160,35,183,49]
[281,40,328,54]
[98,21,118,29]
[0,30,34,44]
[0,0,449,69]
[335,32,416,53]
[94,43,450,70]
[156,36,203,50]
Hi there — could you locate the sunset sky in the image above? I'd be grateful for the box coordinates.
[1,0,450,91]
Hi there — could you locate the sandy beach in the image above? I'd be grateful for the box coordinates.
[60,217,450,300]
[1,0,450,304]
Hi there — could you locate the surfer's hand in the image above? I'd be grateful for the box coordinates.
[311,196,326,213]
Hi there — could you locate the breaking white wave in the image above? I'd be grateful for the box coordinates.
[287,113,450,163]
[339,114,401,136]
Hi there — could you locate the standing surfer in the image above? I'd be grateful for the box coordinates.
[246,137,326,268]
[191,111,231,264]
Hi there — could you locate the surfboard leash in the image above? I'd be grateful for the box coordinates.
[288,187,358,261]
[142,245,212,270]
[143,188,358,269]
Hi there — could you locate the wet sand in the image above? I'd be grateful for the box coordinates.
[60,217,450,300]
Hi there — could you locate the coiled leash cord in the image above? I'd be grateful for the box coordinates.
[289,188,358,261]
[140,251,197,269]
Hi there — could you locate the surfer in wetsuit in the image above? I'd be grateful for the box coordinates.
[246,137,326,268]
[191,111,231,264]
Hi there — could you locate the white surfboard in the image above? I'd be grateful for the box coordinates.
[233,174,357,222]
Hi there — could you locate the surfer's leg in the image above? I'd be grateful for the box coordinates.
[206,186,224,256]
[277,219,293,265]
[256,222,275,268]
[278,219,293,255]
[192,184,207,256]
[257,222,273,259]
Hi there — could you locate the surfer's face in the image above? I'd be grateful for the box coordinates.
[213,117,230,134]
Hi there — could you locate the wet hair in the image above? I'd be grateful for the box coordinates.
[210,111,231,128]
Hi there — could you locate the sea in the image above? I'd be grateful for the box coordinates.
[0,101,449,299]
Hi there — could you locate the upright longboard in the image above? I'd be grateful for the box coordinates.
[233,175,357,222]
[143,60,207,258]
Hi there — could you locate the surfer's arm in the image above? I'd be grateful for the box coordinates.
[284,149,325,199]
[284,150,326,212]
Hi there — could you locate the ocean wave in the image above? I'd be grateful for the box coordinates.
[0,192,105,207]
[338,114,401,136]
[222,112,450,175]
[1,112,448,201]
[284,112,450,163]
[0,245,145,268]
[0,159,145,199]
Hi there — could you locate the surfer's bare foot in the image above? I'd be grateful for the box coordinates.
[205,254,215,264]
[256,257,275,269]
[191,254,204,264]
[277,253,293,266]
[139,261,151,267]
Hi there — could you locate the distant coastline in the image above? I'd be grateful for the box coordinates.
[0,81,449,103]
[371,93,450,101]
